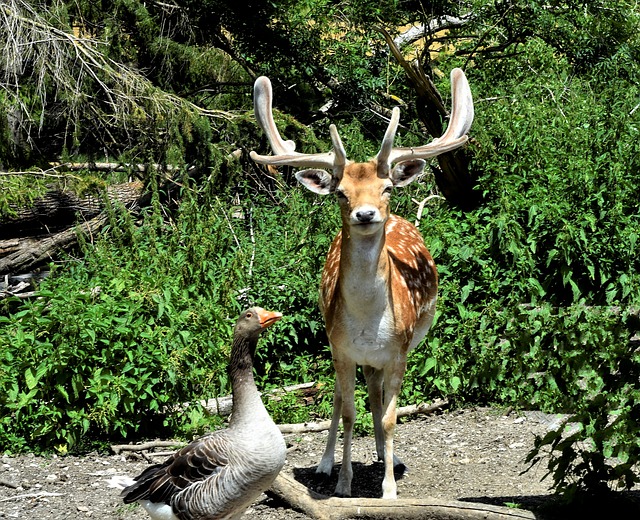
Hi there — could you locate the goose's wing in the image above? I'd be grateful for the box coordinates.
[122,433,230,505]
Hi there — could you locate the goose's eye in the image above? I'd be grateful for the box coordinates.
[245,312,253,319]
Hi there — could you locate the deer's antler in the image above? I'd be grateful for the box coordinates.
[249,77,347,171]
[378,68,474,169]
[250,68,473,177]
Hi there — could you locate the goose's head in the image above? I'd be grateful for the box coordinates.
[235,307,283,342]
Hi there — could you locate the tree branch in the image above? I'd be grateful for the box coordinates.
[393,14,473,49]
[269,471,537,520]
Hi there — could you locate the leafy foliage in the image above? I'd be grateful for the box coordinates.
[1,0,640,503]
[399,37,640,495]
[0,175,338,452]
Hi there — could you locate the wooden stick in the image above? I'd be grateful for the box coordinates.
[413,195,445,226]
[111,440,185,454]
[145,451,177,458]
[397,399,448,418]
[279,421,333,434]
[269,471,536,520]
[0,492,64,503]
[278,400,447,434]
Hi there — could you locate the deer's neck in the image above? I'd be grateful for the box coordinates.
[338,224,390,315]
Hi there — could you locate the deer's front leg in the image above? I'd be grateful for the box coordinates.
[316,375,343,477]
[331,357,356,497]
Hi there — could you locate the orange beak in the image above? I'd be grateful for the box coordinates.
[257,309,283,329]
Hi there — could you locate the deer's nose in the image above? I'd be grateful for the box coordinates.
[355,209,376,223]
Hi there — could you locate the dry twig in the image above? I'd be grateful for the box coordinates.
[0,491,64,503]
[111,440,185,455]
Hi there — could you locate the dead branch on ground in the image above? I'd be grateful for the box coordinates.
[269,471,536,520]
[111,440,185,455]
[109,398,448,453]
[278,399,448,434]
[0,491,64,503]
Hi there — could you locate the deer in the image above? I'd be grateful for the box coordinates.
[250,68,474,499]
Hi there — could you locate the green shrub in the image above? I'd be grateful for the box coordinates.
[399,39,640,495]
[0,177,338,452]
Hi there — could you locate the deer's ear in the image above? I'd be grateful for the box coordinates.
[295,169,333,195]
[390,159,426,187]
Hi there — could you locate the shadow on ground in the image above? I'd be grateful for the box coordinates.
[293,462,405,499]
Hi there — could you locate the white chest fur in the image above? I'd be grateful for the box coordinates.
[335,258,401,368]
[340,310,399,368]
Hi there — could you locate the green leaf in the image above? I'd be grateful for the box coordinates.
[24,368,39,390]
[420,357,437,377]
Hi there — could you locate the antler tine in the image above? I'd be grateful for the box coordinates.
[385,68,474,165]
[437,68,474,143]
[329,124,347,167]
[376,107,401,175]
[249,76,339,170]
[252,76,296,156]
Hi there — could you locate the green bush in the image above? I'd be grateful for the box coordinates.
[524,308,639,499]
[398,39,640,495]
[0,176,338,452]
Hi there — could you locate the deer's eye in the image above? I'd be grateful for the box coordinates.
[336,190,347,200]
[383,185,393,195]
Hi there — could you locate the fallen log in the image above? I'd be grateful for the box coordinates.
[0,181,147,276]
[269,471,536,520]
[0,214,109,276]
[1,180,144,238]
[278,399,448,434]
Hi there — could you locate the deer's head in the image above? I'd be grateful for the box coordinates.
[250,70,474,235]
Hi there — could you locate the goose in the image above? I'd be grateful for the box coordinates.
[110,307,286,520]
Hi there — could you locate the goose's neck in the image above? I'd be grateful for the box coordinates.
[228,334,269,425]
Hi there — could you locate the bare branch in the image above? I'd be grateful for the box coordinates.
[393,14,473,49]
[269,471,537,520]
[0,0,232,148]
[111,440,185,455]
[0,492,64,503]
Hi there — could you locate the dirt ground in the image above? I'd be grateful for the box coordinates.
[1,406,639,519]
